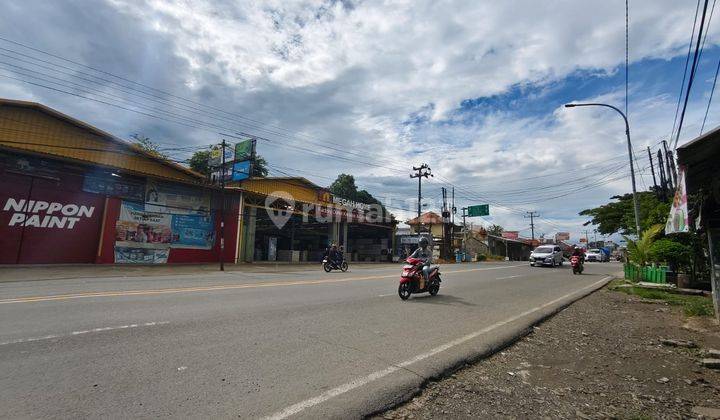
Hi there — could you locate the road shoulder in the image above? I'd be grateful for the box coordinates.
[375,282,720,419]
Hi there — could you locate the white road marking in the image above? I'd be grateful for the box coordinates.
[378,294,395,297]
[262,276,612,420]
[496,275,524,280]
[0,321,169,346]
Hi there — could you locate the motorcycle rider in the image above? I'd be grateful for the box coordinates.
[329,243,343,268]
[409,237,433,289]
[571,246,585,265]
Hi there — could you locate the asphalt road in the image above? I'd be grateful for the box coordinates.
[0,261,619,419]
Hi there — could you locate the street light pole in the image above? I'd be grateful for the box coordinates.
[565,103,642,236]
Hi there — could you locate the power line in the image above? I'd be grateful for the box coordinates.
[674,0,711,149]
[670,0,702,142]
[700,55,720,134]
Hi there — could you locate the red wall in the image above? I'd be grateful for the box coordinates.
[0,171,105,264]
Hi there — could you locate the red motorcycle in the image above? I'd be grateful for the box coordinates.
[398,257,441,300]
[570,255,584,275]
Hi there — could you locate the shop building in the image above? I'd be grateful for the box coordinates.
[0,98,396,266]
[232,177,396,263]
[0,99,238,265]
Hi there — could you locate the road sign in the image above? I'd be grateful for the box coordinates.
[467,204,489,217]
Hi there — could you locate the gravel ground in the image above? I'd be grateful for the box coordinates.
[375,286,720,419]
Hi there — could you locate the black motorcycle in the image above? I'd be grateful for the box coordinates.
[322,257,348,272]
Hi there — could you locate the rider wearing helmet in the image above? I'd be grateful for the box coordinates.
[329,243,342,267]
[410,237,433,288]
[571,245,585,263]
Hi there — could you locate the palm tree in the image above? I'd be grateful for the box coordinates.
[623,224,663,266]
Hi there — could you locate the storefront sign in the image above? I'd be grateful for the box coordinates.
[332,196,371,211]
[666,167,689,234]
[83,173,145,201]
[3,198,95,229]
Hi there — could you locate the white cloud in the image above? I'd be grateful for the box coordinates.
[0,0,718,240]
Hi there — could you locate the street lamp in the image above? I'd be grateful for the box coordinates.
[564,103,642,236]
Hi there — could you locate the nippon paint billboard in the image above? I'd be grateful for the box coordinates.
[0,173,104,264]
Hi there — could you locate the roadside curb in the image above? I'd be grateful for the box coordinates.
[364,274,616,419]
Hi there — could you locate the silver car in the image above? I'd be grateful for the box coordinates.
[530,245,564,267]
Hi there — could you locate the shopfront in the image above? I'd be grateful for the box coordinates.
[233,177,396,263]
[0,99,237,265]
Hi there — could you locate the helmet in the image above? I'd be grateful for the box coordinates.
[418,237,429,247]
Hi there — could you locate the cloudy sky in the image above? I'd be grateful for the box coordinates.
[1,0,719,242]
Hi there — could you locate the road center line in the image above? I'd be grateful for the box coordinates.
[0,321,169,346]
[261,276,612,420]
[0,264,526,305]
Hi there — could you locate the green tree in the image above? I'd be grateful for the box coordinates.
[649,239,692,272]
[328,173,387,213]
[623,224,663,266]
[579,191,670,236]
[486,224,504,236]
[130,134,167,159]
[329,174,358,200]
[252,155,269,178]
[188,150,211,177]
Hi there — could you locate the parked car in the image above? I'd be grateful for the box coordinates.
[530,245,564,267]
[585,248,604,262]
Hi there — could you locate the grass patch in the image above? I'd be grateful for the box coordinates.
[609,281,714,317]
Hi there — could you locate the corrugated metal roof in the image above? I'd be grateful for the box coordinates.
[0,98,204,183]
[233,177,323,204]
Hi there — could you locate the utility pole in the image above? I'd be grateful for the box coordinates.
[441,187,451,259]
[461,207,468,253]
[410,164,432,235]
[662,140,675,191]
[657,149,668,200]
[593,229,598,246]
[582,229,590,247]
[219,139,227,271]
[647,146,658,195]
[525,211,538,242]
[451,187,456,226]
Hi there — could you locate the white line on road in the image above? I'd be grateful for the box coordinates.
[0,321,169,346]
[495,275,524,280]
[262,276,612,420]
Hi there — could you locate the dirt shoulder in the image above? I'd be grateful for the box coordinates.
[375,284,720,419]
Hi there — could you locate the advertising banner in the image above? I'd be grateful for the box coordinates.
[555,232,570,241]
[114,246,169,264]
[232,160,252,181]
[234,139,255,161]
[171,213,215,249]
[665,167,689,234]
[209,145,222,168]
[115,201,172,264]
[501,231,519,239]
[144,180,211,215]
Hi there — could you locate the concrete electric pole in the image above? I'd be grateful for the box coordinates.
[525,211,538,242]
[410,164,432,235]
